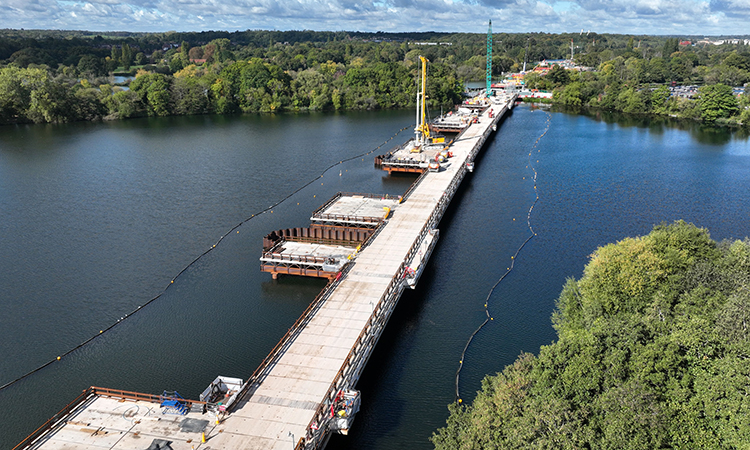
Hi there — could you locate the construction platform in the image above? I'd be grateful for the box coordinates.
[15,92,517,450]
[14,388,215,450]
[260,193,399,279]
[260,240,356,279]
[430,108,475,134]
[311,193,400,227]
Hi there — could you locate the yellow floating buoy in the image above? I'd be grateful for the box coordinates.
[57,356,61,360]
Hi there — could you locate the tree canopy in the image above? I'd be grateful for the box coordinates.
[433,221,750,449]
[1,29,750,124]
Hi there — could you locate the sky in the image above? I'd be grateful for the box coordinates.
[2,0,750,36]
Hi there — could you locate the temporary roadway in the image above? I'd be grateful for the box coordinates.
[17,93,516,450]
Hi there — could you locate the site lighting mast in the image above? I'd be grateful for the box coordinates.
[486,20,492,97]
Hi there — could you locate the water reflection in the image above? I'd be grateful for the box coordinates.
[550,104,746,146]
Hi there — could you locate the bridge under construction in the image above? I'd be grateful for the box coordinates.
[14,90,517,450]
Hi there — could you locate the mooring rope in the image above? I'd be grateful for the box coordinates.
[454,110,551,403]
[0,125,412,394]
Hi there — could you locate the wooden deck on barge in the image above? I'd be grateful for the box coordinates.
[16,93,516,450]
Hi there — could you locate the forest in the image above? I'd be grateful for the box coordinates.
[432,221,750,449]
[0,29,749,124]
[524,37,750,124]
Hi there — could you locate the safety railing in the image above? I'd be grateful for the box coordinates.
[261,252,330,265]
[12,386,208,450]
[297,159,474,449]
[381,157,425,166]
[313,213,384,225]
[284,235,364,248]
[296,258,407,449]
[401,169,429,202]
[231,262,354,413]
[12,388,96,450]
[311,192,396,219]
[296,97,520,449]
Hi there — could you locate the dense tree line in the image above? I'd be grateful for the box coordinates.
[1,29,750,124]
[0,31,470,123]
[526,42,750,124]
[432,221,750,449]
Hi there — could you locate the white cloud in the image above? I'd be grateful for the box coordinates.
[0,0,747,34]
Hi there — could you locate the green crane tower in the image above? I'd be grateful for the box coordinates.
[486,19,492,97]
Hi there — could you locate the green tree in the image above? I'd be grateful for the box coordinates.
[180,41,190,64]
[134,52,147,66]
[168,54,185,73]
[74,87,107,121]
[546,64,570,86]
[651,85,671,114]
[662,38,678,57]
[28,79,76,123]
[555,81,583,106]
[130,72,172,116]
[110,89,144,118]
[434,222,750,450]
[0,66,48,123]
[697,83,739,122]
[121,43,133,70]
[77,54,106,77]
[111,46,121,65]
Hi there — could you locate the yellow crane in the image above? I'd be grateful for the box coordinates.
[415,56,430,144]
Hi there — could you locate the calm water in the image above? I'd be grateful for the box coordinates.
[1,106,749,449]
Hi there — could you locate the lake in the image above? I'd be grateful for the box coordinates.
[1,105,748,449]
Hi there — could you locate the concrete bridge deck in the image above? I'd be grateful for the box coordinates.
[209,93,515,450]
[16,93,515,450]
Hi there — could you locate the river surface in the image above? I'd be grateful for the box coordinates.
[1,106,749,449]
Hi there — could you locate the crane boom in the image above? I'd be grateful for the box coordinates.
[486,20,492,97]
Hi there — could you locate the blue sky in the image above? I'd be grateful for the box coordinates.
[2,0,750,35]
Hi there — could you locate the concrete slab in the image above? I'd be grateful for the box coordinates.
[313,195,400,225]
